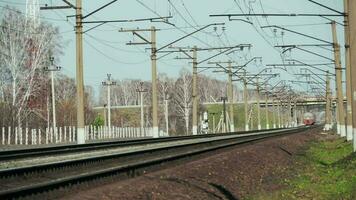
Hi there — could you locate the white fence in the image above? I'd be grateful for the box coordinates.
[0,126,158,146]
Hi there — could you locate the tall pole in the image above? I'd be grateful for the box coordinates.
[227,61,235,132]
[344,0,353,141]
[325,73,331,130]
[244,71,249,131]
[347,0,356,151]
[76,0,85,144]
[192,46,198,135]
[256,78,261,130]
[107,82,111,133]
[136,82,147,136]
[141,92,144,135]
[293,100,297,127]
[164,94,169,136]
[51,71,56,131]
[288,97,292,127]
[221,97,227,132]
[265,91,269,129]
[103,104,107,127]
[151,26,159,138]
[278,101,281,128]
[102,74,116,136]
[272,98,276,129]
[331,21,346,137]
[44,57,61,133]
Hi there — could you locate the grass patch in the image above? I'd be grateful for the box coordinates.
[249,137,356,200]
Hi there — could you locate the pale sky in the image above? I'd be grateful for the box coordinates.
[0,0,345,97]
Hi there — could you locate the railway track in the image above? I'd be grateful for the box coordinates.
[0,128,274,161]
[0,126,317,199]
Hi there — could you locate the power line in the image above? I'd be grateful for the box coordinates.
[83,37,148,65]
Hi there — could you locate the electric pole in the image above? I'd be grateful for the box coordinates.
[227,61,235,132]
[221,97,228,132]
[256,78,261,130]
[272,98,276,129]
[331,21,346,137]
[347,0,356,151]
[325,73,332,130]
[208,60,236,132]
[278,100,281,128]
[74,0,85,144]
[103,104,107,127]
[102,74,116,136]
[192,47,198,135]
[344,0,353,141]
[137,82,148,136]
[164,90,170,136]
[265,90,270,129]
[44,57,61,133]
[244,71,249,131]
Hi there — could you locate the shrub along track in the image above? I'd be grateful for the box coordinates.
[0,126,318,199]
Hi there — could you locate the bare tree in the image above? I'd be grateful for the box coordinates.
[172,68,192,135]
[0,7,62,127]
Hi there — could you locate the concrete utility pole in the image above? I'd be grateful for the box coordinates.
[344,0,353,141]
[221,97,228,132]
[150,27,159,138]
[164,92,170,136]
[348,0,356,151]
[325,73,332,130]
[192,47,198,135]
[75,0,85,144]
[243,71,249,131]
[278,101,281,128]
[227,61,235,132]
[265,90,270,129]
[117,26,159,138]
[103,104,107,127]
[136,82,147,136]
[331,21,346,137]
[272,98,276,129]
[102,74,116,136]
[294,100,298,127]
[256,78,261,130]
[44,57,61,133]
[287,97,292,127]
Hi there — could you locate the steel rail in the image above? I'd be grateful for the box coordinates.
[0,128,276,161]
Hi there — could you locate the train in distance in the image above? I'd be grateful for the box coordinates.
[303,112,316,126]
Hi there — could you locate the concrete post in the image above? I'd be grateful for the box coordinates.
[325,74,332,130]
[50,71,57,134]
[278,101,281,128]
[75,0,85,144]
[256,78,261,130]
[265,91,269,129]
[165,98,169,136]
[151,26,159,138]
[344,0,353,141]
[272,99,276,129]
[244,73,249,131]
[192,46,198,135]
[331,21,346,137]
[227,61,235,132]
[348,0,356,151]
